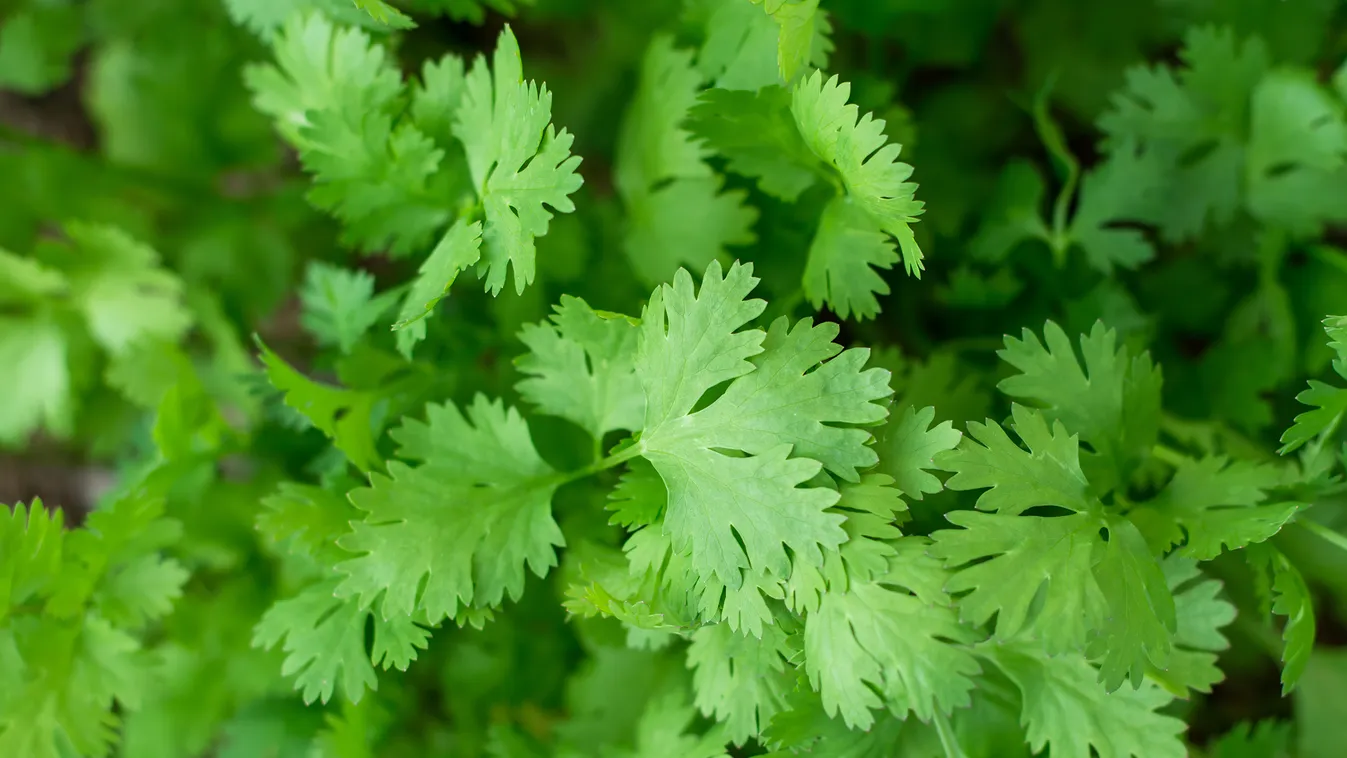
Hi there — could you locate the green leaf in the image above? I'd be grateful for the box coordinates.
[930,510,1107,653]
[515,295,644,441]
[1130,456,1298,559]
[987,644,1186,758]
[1148,556,1236,697]
[804,544,980,728]
[749,0,823,81]
[0,616,146,758]
[997,321,1162,494]
[256,340,383,472]
[391,218,484,356]
[1208,721,1291,758]
[606,690,731,758]
[0,315,71,445]
[1281,315,1347,454]
[245,13,452,255]
[688,622,792,745]
[802,196,898,321]
[300,262,402,354]
[687,86,821,202]
[1068,145,1161,273]
[351,0,417,29]
[616,36,756,286]
[64,223,193,355]
[257,482,361,562]
[944,404,1094,515]
[0,7,83,95]
[877,404,961,500]
[633,262,890,594]
[0,500,64,621]
[792,71,924,277]
[1246,71,1347,233]
[1248,545,1315,693]
[1099,26,1268,241]
[1088,515,1176,691]
[337,396,563,622]
[254,579,427,704]
[453,25,583,295]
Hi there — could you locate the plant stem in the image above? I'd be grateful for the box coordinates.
[1295,518,1347,556]
[934,711,969,758]
[1150,443,1189,468]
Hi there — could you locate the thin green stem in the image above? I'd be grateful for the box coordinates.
[934,711,969,758]
[557,442,645,486]
[1029,73,1079,267]
[1295,518,1347,556]
[1150,444,1189,468]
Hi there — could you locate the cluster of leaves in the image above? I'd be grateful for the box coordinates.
[6,0,1347,757]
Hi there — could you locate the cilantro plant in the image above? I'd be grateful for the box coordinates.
[5,0,1347,756]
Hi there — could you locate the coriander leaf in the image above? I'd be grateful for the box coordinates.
[761,690,931,757]
[804,544,980,728]
[515,295,644,441]
[64,223,193,355]
[625,179,758,288]
[684,316,892,482]
[95,554,189,630]
[877,404,961,500]
[0,7,83,95]
[616,37,756,286]
[636,261,766,427]
[337,396,564,622]
[1208,721,1291,758]
[453,25,583,295]
[687,86,821,202]
[411,55,468,146]
[803,196,897,320]
[0,500,64,621]
[391,218,483,356]
[688,622,793,745]
[988,644,1186,758]
[1281,315,1347,454]
[749,0,823,81]
[352,0,417,28]
[257,483,361,562]
[401,0,530,24]
[1098,27,1268,241]
[0,315,71,445]
[47,487,183,621]
[813,474,907,597]
[0,615,145,758]
[246,13,451,255]
[697,0,788,91]
[300,262,401,354]
[634,262,890,592]
[792,71,924,276]
[1248,544,1315,693]
[256,340,383,472]
[1130,456,1298,559]
[606,457,667,528]
[970,160,1050,262]
[1088,515,1176,691]
[1068,144,1162,273]
[223,0,382,36]
[1149,556,1236,697]
[254,579,427,704]
[998,321,1162,494]
[930,510,1107,653]
[944,404,1094,515]
[609,690,730,758]
[1246,71,1347,234]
